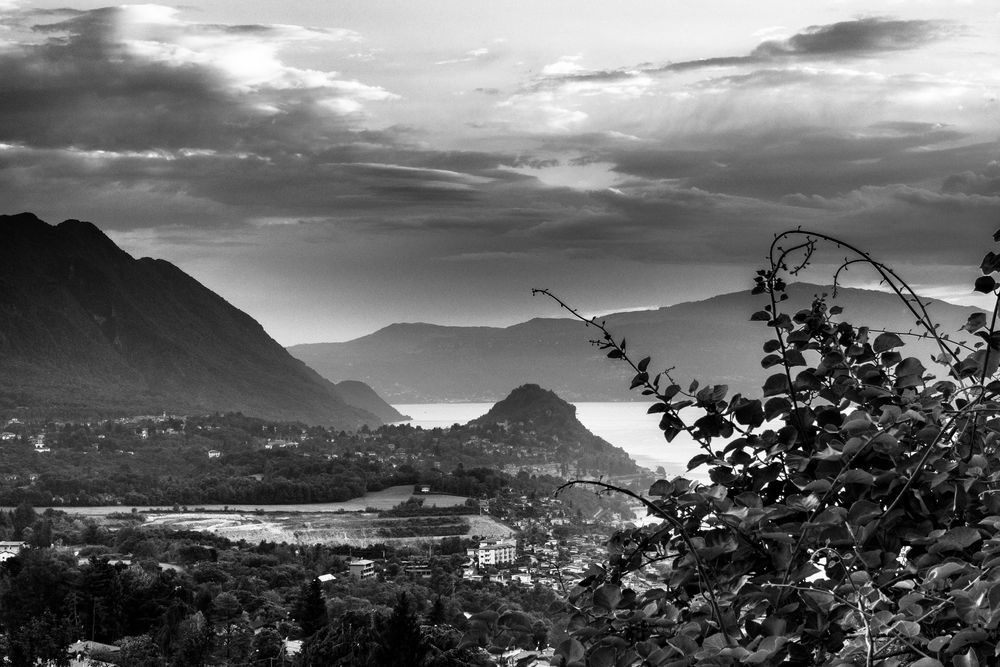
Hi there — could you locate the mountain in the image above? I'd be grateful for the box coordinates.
[289,283,982,402]
[470,384,639,476]
[0,212,402,427]
[334,381,408,423]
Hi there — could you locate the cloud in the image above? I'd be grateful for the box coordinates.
[435,47,491,66]
[751,17,952,57]
[942,162,1000,196]
[0,5,394,153]
[529,17,954,91]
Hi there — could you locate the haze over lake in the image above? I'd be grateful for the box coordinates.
[396,402,704,477]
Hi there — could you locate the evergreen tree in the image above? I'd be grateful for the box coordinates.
[292,579,327,638]
[374,593,428,667]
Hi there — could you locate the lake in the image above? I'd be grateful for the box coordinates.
[394,402,706,478]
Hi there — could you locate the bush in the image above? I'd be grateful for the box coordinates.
[542,230,1000,666]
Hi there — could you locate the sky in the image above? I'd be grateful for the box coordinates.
[1,1,998,344]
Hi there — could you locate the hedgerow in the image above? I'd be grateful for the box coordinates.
[536,230,1000,667]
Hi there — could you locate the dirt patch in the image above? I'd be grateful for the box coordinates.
[143,510,514,547]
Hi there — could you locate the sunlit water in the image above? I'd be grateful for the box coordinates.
[394,402,705,477]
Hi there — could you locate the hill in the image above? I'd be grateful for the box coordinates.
[0,212,402,427]
[468,384,640,477]
[289,283,981,402]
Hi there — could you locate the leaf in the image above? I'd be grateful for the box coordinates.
[983,251,1000,274]
[962,312,989,333]
[830,305,843,315]
[847,499,882,526]
[750,310,771,321]
[607,349,623,359]
[949,628,987,653]
[637,356,651,372]
[761,354,783,369]
[649,479,673,496]
[587,646,616,667]
[593,583,622,611]
[975,275,997,293]
[909,660,944,667]
[557,638,586,663]
[892,619,920,637]
[841,469,875,486]
[953,651,980,667]
[630,372,649,389]
[928,526,981,554]
[762,373,791,397]
[784,349,806,367]
[873,332,904,352]
[896,357,927,377]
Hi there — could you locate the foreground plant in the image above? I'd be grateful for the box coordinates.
[536,231,1000,667]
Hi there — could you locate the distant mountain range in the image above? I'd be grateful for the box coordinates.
[0,212,402,427]
[289,282,981,402]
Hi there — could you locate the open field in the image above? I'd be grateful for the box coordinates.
[142,509,515,547]
[41,485,468,516]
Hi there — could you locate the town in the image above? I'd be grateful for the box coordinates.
[0,398,654,666]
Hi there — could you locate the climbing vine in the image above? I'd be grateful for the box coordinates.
[535,230,1000,667]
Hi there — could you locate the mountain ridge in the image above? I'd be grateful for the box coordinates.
[0,212,402,427]
[290,282,982,402]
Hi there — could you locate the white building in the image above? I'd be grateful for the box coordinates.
[0,541,25,562]
[348,559,375,579]
[467,540,517,567]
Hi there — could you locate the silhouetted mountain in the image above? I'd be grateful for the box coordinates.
[290,283,981,402]
[0,212,399,427]
[471,384,639,476]
[473,384,579,428]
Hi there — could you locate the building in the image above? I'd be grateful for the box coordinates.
[467,540,517,568]
[348,559,375,579]
[207,449,221,459]
[0,541,24,562]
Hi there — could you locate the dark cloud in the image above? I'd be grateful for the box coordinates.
[942,163,1000,196]
[0,6,383,154]
[752,18,951,57]
[534,18,953,89]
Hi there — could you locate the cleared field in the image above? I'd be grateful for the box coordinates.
[142,510,514,547]
[44,485,468,516]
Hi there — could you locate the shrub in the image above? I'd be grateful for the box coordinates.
[540,230,1000,667]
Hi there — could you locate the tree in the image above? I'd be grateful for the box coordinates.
[538,230,1000,666]
[373,593,428,667]
[170,612,213,667]
[11,502,35,536]
[118,634,165,667]
[5,612,76,667]
[293,578,327,638]
[250,627,284,665]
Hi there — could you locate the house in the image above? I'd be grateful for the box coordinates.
[67,639,119,667]
[317,573,336,583]
[0,541,25,562]
[348,559,375,580]
[207,450,221,459]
